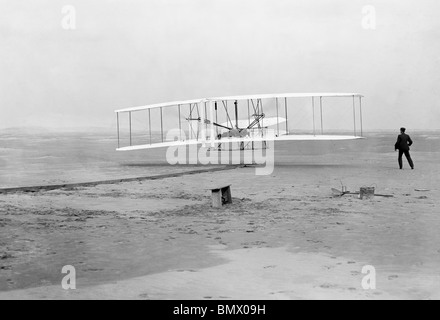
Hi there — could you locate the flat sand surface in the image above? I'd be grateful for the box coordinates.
[1,146,440,299]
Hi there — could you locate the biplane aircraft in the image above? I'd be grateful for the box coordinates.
[114,93,364,152]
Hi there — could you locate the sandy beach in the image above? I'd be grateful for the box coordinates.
[1,134,439,300]
[2,0,440,303]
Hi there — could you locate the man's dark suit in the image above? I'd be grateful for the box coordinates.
[394,133,414,169]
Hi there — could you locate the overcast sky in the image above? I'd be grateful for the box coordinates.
[1,0,439,131]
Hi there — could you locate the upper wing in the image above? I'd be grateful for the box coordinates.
[114,93,364,113]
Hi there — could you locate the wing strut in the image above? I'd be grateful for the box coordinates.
[359,97,363,136]
[148,109,152,145]
[215,102,219,137]
[178,104,182,141]
[320,97,324,134]
[276,98,280,136]
[260,99,264,136]
[196,103,200,141]
[234,100,239,129]
[312,97,316,136]
[284,97,288,135]
[129,111,132,146]
[160,107,164,143]
[116,112,120,149]
[188,104,197,140]
[352,95,357,137]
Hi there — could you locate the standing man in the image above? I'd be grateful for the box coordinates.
[394,127,414,170]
